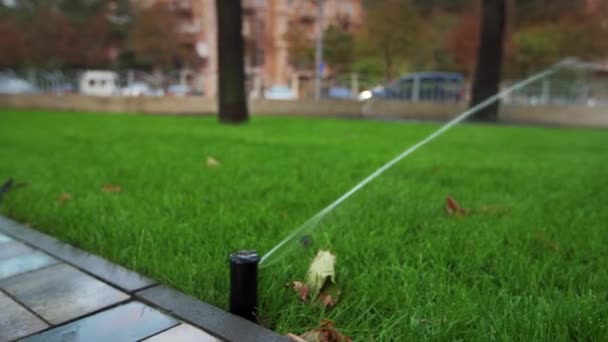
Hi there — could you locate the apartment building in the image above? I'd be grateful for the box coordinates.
[136,0,363,97]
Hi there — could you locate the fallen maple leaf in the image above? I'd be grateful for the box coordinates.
[102,184,122,193]
[445,196,469,216]
[318,281,340,308]
[57,192,72,205]
[290,250,341,308]
[306,251,336,299]
[206,156,221,168]
[290,281,310,301]
[287,320,352,342]
[306,251,336,298]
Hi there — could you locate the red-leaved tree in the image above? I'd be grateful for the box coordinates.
[0,18,27,68]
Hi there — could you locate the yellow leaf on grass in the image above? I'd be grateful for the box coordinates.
[287,320,351,342]
[102,184,122,193]
[57,192,72,205]
[290,251,341,308]
[306,250,336,299]
[206,156,221,168]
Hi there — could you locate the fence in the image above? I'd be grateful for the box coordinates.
[503,68,608,107]
[3,65,608,109]
[0,69,200,96]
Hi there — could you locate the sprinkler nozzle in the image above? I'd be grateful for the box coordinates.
[229,250,260,322]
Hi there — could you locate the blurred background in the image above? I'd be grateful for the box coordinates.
[0,0,607,104]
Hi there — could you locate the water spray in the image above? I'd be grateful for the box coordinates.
[228,59,590,318]
[259,58,579,268]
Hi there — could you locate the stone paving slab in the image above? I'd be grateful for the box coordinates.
[0,217,18,231]
[0,291,48,342]
[143,323,220,342]
[0,218,156,292]
[0,250,58,280]
[0,232,12,244]
[0,240,34,260]
[0,263,130,325]
[22,301,179,342]
[136,285,289,342]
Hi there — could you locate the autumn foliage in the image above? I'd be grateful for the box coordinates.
[0,18,26,68]
[444,12,480,76]
[0,1,196,70]
[0,0,607,77]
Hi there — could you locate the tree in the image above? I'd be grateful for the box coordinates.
[58,0,106,24]
[445,11,479,76]
[411,0,471,14]
[216,0,248,124]
[410,10,458,72]
[284,24,315,70]
[0,17,27,68]
[512,0,581,25]
[359,0,422,81]
[510,25,560,77]
[285,23,354,74]
[504,1,608,77]
[469,0,506,122]
[323,25,354,74]
[25,6,76,69]
[3,1,115,69]
[129,3,181,70]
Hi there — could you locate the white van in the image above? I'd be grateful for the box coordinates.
[79,71,119,96]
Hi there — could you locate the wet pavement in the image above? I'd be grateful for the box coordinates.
[22,302,178,342]
[0,231,219,342]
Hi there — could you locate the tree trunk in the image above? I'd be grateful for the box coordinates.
[216,0,248,123]
[469,0,506,122]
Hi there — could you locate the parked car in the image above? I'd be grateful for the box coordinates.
[79,70,119,96]
[264,85,297,100]
[0,76,38,94]
[326,86,353,100]
[121,82,164,97]
[362,72,464,102]
[166,84,192,97]
[49,83,75,95]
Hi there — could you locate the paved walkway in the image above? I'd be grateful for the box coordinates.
[0,216,287,342]
[0,230,218,342]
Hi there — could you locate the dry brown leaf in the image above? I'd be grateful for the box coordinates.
[206,156,221,168]
[445,196,469,216]
[290,281,310,301]
[288,321,352,342]
[57,192,72,205]
[289,251,341,309]
[317,281,340,308]
[102,184,122,193]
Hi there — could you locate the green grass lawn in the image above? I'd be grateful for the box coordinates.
[1,109,607,340]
